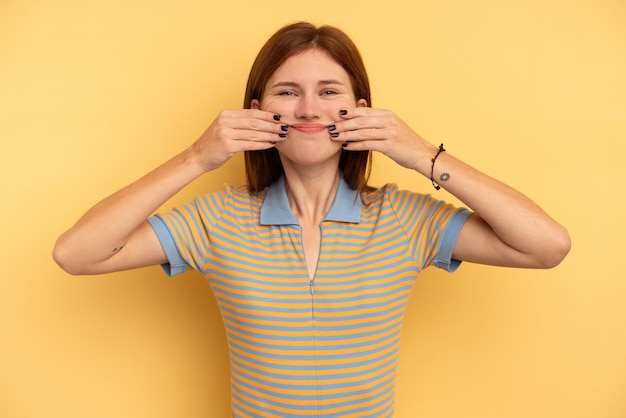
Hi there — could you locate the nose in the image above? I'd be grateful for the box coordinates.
[295,95,319,120]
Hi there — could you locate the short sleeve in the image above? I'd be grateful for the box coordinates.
[147,216,189,277]
[384,184,473,272]
[432,209,473,272]
[146,184,235,277]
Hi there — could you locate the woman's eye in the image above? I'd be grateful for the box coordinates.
[279,91,294,96]
[322,90,337,95]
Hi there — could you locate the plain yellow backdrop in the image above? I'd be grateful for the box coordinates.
[1,0,625,417]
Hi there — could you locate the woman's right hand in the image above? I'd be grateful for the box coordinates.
[189,109,288,172]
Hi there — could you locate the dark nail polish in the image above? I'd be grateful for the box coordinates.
[328,124,336,132]
[330,132,339,138]
[281,125,288,132]
[339,109,348,116]
[269,141,277,145]
[342,142,348,148]
[273,114,281,121]
[279,133,287,138]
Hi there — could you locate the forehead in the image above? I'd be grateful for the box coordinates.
[267,49,350,84]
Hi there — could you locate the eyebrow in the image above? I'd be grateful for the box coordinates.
[270,79,346,89]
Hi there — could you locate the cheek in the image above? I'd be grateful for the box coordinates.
[326,98,357,114]
[260,99,292,115]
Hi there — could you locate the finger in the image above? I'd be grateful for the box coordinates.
[228,120,288,136]
[213,118,287,146]
[333,110,391,133]
[330,126,394,143]
[227,127,288,143]
[337,107,391,120]
[218,130,283,155]
[218,109,285,134]
[220,108,282,124]
[340,139,383,152]
[241,139,282,151]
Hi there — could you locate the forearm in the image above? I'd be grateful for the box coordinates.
[53,147,206,273]
[419,148,571,267]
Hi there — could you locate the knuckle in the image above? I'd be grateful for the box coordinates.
[248,119,261,130]
[217,126,230,138]
[355,118,367,128]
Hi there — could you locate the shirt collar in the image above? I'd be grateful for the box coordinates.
[260,175,362,225]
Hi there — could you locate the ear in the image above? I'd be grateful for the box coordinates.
[251,99,261,109]
[357,98,368,108]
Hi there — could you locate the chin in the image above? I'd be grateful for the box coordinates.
[276,140,343,167]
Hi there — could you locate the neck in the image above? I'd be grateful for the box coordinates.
[284,168,341,226]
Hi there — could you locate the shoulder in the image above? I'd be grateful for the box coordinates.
[181,184,265,221]
[212,183,268,215]
[193,183,265,204]
[362,183,465,222]
[362,183,431,206]
[362,183,395,202]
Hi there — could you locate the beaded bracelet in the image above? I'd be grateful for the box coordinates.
[430,143,446,190]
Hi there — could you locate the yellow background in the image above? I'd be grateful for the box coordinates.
[1,0,625,417]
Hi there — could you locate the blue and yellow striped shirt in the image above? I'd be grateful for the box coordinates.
[148,176,471,417]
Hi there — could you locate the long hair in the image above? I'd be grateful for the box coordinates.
[243,22,373,194]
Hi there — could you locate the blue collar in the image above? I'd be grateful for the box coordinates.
[260,176,362,225]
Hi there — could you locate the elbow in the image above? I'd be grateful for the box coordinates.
[52,235,87,276]
[536,226,572,269]
[52,239,76,275]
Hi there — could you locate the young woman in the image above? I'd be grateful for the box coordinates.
[54,22,570,417]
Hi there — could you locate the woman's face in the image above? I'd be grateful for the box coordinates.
[252,49,367,169]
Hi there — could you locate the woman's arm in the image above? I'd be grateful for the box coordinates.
[332,108,571,268]
[427,150,571,268]
[53,110,286,275]
[53,150,204,275]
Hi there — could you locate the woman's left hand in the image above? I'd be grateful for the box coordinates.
[331,108,570,269]
[330,107,438,175]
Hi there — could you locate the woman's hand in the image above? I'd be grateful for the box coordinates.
[329,107,437,175]
[190,109,288,172]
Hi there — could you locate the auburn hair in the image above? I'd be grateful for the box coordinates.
[243,22,374,194]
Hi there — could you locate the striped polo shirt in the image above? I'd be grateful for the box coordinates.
[148,176,471,417]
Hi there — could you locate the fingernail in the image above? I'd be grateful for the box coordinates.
[269,141,277,145]
[279,133,287,138]
[328,124,336,132]
[281,125,288,132]
[339,109,347,116]
[274,114,281,121]
[330,132,339,138]
[342,142,348,148]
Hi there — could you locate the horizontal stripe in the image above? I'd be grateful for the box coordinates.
[229,351,398,383]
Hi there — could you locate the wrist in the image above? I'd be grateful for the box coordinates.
[429,144,446,190]
[185,143,219,174]
[411,142,440,176]
[170,146,212,182]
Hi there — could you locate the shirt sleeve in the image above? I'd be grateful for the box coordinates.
[432,208,473,272]
[146,185,233,277]
[147,215,189,277]
[385,184,473,272]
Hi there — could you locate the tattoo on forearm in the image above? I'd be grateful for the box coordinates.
[439,172,451,183]
[112,246,124,253]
